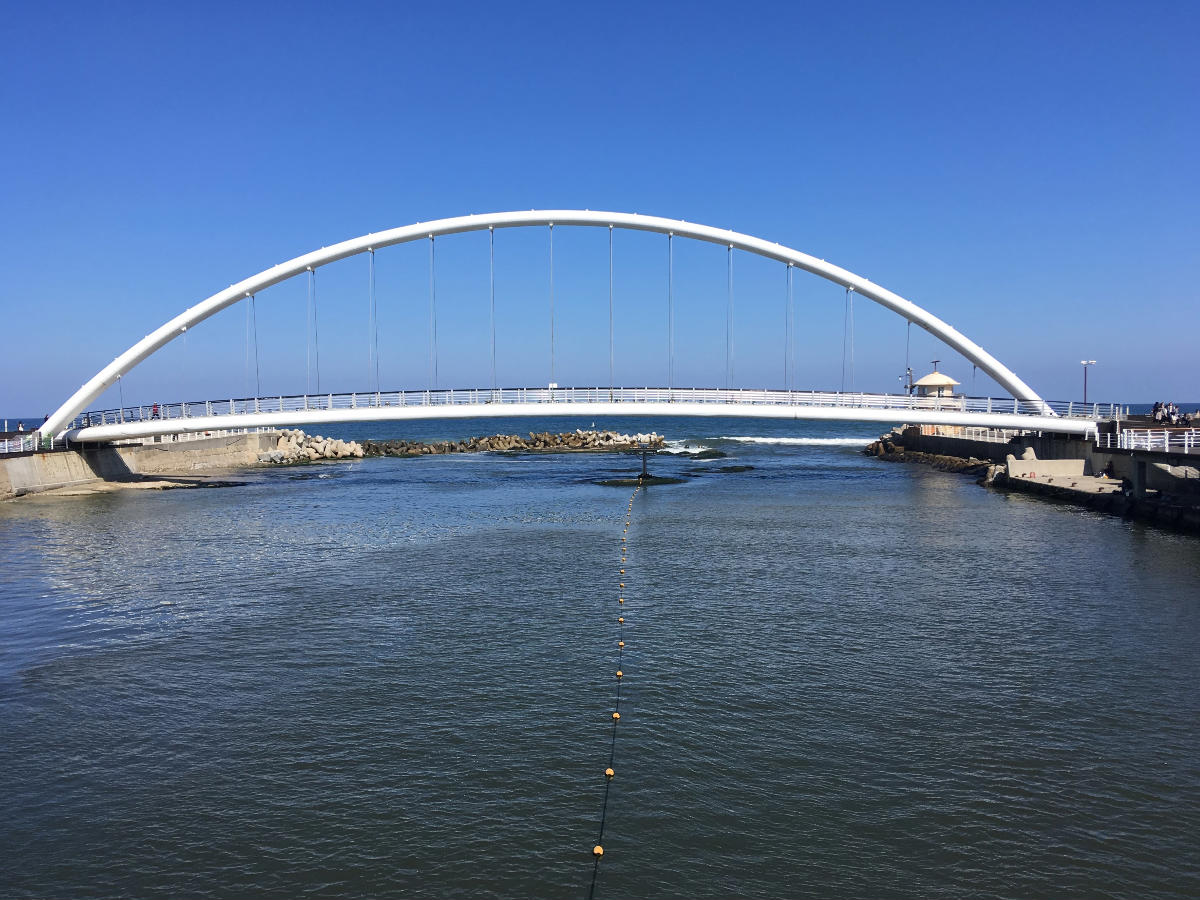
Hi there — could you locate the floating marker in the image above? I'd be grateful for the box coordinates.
[588,485,640,891]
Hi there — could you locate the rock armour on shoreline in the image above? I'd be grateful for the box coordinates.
[259,429,366,464]
[863,436,992,475]
[361,429,663,457]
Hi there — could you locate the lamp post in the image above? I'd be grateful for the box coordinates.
[1080,360,1096,405]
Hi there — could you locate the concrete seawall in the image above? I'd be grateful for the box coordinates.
[1,433,279,500]
[869,426,1200,534]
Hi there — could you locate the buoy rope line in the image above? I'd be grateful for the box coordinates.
[588,476,642,899]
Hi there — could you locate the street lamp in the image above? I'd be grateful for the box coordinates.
[1080,360,1096,405]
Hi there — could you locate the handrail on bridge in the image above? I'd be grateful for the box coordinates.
[1095,429,1199,455]
[68,387,1123,431]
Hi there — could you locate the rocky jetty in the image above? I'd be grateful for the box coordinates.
[863,436,991,475]
[258,429,365,464]
[361,429,663,457]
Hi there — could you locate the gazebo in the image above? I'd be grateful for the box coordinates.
[912,370,960,398]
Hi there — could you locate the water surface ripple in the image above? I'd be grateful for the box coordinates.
[1,418,1197,898]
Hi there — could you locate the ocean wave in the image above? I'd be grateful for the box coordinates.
[661,440,711,454]
[717,436,872,447]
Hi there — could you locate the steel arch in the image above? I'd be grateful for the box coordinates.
[42,210,1045,437]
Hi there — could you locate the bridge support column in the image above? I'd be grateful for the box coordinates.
[1133,458,1148,499]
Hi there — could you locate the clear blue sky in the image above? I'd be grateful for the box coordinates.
[2,0,1196,416]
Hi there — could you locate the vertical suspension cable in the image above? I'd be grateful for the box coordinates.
[373,256,380,395]
[848,288,855,393]
[368,249,379,393]
[791,272,798,393]
[726,246,734,390]
[549,224,555,387]
[307,268,320,395]
[314,271,321,394]
[668,233,674,391]
[429,236,438,391]
[250,295,261,398]
[785,265,793,392]
[367,252,374,391]
[306,271,312,393]
[905,320,912,393]
[489,227,496,392]
[608,225,614,397]
[245,296,252,397]
[841,287,850,393]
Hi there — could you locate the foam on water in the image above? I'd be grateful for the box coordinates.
[661,440,711,454]
[718,435,873,446]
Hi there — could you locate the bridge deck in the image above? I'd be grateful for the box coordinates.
[65,387,1115,442]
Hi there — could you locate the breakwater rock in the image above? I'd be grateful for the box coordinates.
[258,429,365,464]
[863,436,991,475]
[361,429,663,457]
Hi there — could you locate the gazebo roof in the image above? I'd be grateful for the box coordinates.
[912,371,960,387]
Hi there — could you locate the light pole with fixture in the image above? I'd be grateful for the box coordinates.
[1080,360,1096,405]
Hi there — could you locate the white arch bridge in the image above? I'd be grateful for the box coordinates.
[45,210,1114,443]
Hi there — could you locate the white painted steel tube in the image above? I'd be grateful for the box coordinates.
[66,402,1095,443]
[44,211,1047,437]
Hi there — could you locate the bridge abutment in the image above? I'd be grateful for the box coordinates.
[1,433,279,499]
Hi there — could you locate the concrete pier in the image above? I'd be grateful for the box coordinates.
[1,432,279,500]
[868,425,1200,534]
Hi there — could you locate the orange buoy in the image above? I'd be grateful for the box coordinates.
[605,767,615,779]
[617,640,624,648]
[617,616,624,623]
[616,670,623,678]
[612,712,620,720]
[593,844,604,856]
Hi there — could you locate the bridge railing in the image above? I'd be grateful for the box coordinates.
[1095,429,1199,454]
[0,434,38,456]
[67,388,1123,430]
[0,433,70,457]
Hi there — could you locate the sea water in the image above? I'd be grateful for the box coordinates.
[1,417,1198,899]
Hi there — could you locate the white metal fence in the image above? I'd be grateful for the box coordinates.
[67,387,1124,431]
[0,433,69,456]
[1095,430,1200,454]
[923,425,1025,443]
